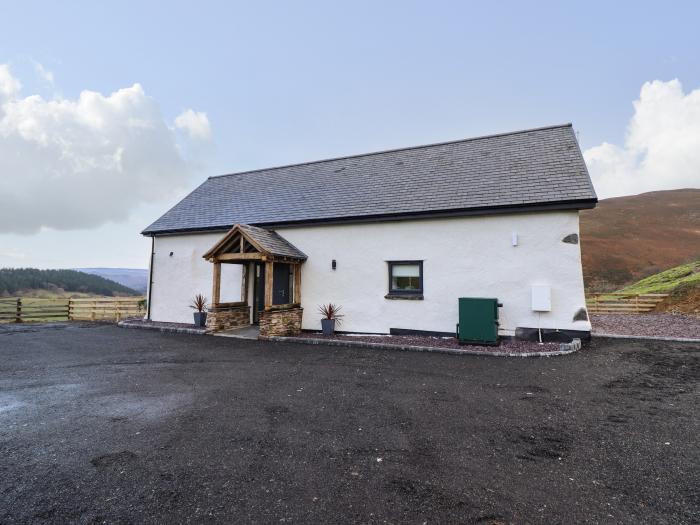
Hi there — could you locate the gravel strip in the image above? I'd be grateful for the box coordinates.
[591,313,700,339]
[300,333,561,354]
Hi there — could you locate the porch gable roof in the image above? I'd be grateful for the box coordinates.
[203,224,307,262]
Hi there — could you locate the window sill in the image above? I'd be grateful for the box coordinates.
[384,293,424,301]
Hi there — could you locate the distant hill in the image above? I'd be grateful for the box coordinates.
[580,189,700,290]
[77,268,148,293]
[0,268,140,297]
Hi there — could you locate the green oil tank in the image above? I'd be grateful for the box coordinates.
[457,297,502,345]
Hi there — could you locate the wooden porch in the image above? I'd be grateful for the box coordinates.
[202,224,307,336]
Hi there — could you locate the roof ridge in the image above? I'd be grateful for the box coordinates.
[208,123,573,180]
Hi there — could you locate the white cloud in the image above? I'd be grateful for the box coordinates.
[0,64,21,100]
[584,79,700,198]
[34,62,54,85]
[175,108,212,141]
[0,64,210,234]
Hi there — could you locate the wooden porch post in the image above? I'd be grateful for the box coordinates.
[293,263,301,304]
[264,260,273,309]
[241,263,250,305]
[212,261,221,307]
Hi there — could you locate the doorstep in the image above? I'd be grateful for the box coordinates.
[213,325,260,340]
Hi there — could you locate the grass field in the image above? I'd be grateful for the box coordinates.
[608,260,700,316]
[0,297,71,322]
[616,260,700,295]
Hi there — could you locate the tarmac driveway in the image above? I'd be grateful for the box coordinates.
[0,323,698,524]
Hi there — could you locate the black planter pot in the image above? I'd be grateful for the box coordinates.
[321,318,336,336]
[193,311,207,327]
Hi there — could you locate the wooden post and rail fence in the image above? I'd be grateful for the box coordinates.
[585,293,669,314]
[0,297,145,323]
[0,293,670,322]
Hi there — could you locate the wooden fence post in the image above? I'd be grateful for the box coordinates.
[15,298,21,323]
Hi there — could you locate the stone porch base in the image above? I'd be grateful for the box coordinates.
[206,304,251,332]
[259,307,303,337]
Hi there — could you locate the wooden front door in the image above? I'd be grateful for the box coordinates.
[253,262,292,323]
[272,263,291,305]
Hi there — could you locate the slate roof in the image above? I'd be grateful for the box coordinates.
[143,124,596,235]
[239,224,307,260]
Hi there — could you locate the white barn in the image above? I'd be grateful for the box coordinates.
[142,124,597,341]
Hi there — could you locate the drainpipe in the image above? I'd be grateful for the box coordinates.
[146,236,155,320]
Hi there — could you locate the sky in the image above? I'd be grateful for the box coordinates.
[0,1,699,269]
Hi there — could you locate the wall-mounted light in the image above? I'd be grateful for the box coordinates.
[332,259,337,270]
[511,232,518,247]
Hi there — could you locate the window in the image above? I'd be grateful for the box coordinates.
[387,261,423,298]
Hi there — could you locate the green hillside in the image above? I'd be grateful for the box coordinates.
[0,268,140,297]
[616,260,700,295]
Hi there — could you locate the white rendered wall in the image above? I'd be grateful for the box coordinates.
[278,210,590,335]
[149,233,242,324]
[149,210,591,334]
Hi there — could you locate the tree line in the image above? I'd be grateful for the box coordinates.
[0,268,140,297]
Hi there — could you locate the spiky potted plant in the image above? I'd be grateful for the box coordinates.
[190,294,208,327]
[318,303,343,336]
